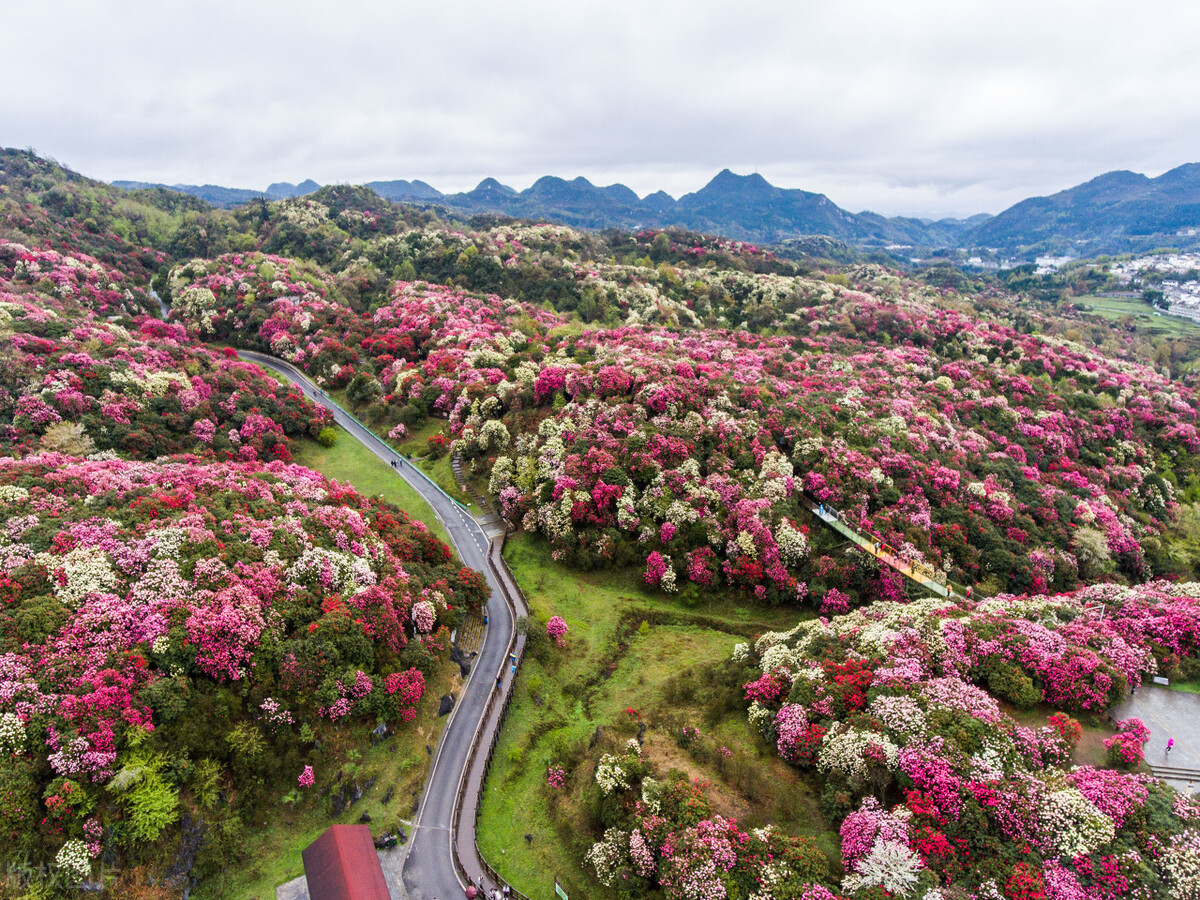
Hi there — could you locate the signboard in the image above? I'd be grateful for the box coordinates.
[554,878,569,900]
[1154,676,1171,686]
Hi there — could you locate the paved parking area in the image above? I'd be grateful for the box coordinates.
[1110,684,1200,794]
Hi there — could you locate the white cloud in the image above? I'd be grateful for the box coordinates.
[3,0,1198,218]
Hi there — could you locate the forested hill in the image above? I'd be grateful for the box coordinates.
[108,160,1200,256]
[964,162,1200,254]
[115,168,986,249]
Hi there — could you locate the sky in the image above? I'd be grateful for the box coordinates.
[3,0,1199,219]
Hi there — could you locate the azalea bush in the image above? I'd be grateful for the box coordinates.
[733,582,1200,897]
[0,452,477,879]
[579,734,831,899]
[169,241,1200,604]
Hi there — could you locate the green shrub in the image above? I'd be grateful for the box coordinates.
[317,427,337,448]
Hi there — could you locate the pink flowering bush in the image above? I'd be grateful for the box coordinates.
[546,615,569,648]
[736,586,1200,896]
[0,452,474,876]
[1104,717,1151,768]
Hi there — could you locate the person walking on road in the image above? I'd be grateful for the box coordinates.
[1167,738,1175,754]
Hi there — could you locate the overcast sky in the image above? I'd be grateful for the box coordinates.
[4,1,1198,219]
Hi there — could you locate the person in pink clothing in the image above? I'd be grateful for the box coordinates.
[1167,738,1174,754]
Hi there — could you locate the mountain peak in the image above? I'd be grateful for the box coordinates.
[706,169,771,191]
[472,177,517,195]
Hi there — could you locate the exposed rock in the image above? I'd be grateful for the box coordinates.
[331,784,348,816]
[438,693,455,716]
[161,814,206,892]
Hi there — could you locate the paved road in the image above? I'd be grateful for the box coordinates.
[238,351,519,900]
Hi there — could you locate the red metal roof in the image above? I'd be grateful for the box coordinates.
[302,824,391,900]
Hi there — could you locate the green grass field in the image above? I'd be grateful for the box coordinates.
[291,429,453,548]
[1077,294,1200,337]
[475,535,825,900]
[1168,677,1200,695]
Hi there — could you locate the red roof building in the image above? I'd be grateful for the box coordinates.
[302,824,391,900]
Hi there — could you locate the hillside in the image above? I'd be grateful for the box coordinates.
[105,160,1200,259]
[966,163,1200,254]
[5,147,1200,899]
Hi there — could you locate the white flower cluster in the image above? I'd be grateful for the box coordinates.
[818,726,899,784]
[759,643,803,676]
[0,485,30,505]
[110,368,191,397]
[775,519,809,567]
[594,753,629,795]
[791,436,824,460]
[55,839,92,882]
[970,742,1008,782]
[172,285,218,333]
[477,419,511,451]
[747,861,790,900]
[731,642,751,663]
[659,556,677,593]
[1039,786,1115,858]
[1159,829,1200,900]
[841,840,923,897]
[0,712,25,754]
[747,701,773,735]
[286,547,376,593]
[38,546,117,608]
[866,695,927,738]
[585,828,630,886]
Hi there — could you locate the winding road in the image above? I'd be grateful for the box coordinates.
[238,351,525,900]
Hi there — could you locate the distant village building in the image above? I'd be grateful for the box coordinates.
[302,825,391,900]
[1034,255,1075,274]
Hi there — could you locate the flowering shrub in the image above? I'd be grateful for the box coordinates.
[546,615,569,648]
[583,737,830,899]
[298,765,314,788]
[0,452,473,875]
[1104,717,1151,769]
[736,585,1200,896]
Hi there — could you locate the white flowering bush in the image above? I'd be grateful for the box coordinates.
[841,839,924,897]
[55,839,92,882]
[818,726,899,784]
[585,827,631,886]
[0,712,25,754]
[1039,786,1115,857]
[1159,829,1200,900]
[594,753,629,795]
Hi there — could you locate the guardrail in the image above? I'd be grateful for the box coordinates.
[451,532,532,899]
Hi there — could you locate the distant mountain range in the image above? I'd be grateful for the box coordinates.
[114,163,1200,256]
